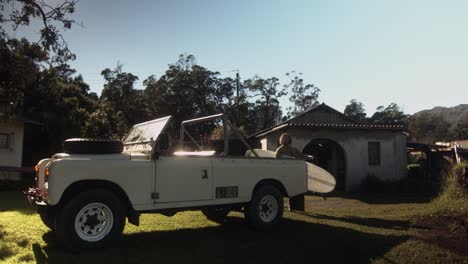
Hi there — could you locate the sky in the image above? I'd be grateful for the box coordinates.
[7,0,468,115]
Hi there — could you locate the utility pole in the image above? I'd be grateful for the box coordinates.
[236,71,240,127]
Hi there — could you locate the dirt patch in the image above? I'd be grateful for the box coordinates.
[413,215,468,256]
[284,197,368,209]
[305,198,367,209]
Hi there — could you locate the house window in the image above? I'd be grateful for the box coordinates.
[0,133,11,150]
[368,142,380,165]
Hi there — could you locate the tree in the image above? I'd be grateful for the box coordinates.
[0,37,98,152]
[344,99,367,122]
[407,113,452,143]
[0,0,91,154]
[369,103,408,124]
[244,76,286,131]
[0,0,80,64]
[83,108,113,139]
[144,55,217,125]
[451,115,468,140]
[284,71,320,118]
[0,38,48,116]
[143,54,253,137]
[98,65,145,138]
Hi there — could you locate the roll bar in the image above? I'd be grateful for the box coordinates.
[178,114,259,157]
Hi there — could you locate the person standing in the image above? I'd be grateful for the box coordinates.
[274,133,305,211]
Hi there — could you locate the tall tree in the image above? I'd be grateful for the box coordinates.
[0,38,48,116]
[407,113,452,143]
[144,55,221,126]
[284,71,320,118]
[369,103,408,124]
[451,115,468,140]
[244,76,286,131]
[0,0,79,64]
[97,65,145,138]
[344,99,367,122]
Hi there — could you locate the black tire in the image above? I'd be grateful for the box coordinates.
[244,185,283,230]
[55,189,126,250]
[63,138,123,154]
[201,208,230,222]
[38,205,56,231]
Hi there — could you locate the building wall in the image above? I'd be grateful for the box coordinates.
[261,128,407,191]
[0,120,24,167]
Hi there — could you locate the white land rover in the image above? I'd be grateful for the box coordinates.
[25,114,320,249]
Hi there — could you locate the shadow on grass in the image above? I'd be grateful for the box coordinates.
[323,191,434,205]
[297,212,415,231]
[0,191,35,215]
[36,216,409,264]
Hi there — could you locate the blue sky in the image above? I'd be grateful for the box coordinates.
[9,0,468,114]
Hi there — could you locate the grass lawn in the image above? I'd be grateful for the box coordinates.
[0,191,467,264]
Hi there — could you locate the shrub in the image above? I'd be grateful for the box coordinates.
[430,162,468,216]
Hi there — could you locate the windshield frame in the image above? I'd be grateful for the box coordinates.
[123,116,172,146]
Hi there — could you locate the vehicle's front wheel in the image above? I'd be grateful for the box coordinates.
[202,208,230,222]
[55,189,126,250]
[245,185,283,230]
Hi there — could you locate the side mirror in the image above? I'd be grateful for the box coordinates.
[159,133,169,150]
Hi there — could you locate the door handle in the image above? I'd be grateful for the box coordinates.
[202,169,208,179]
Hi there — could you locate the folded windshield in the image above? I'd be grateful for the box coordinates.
[124,116,171,145]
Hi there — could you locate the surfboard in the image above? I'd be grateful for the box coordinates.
[307,162,336,193]
[246,149,336,193]
[245,149,276,158]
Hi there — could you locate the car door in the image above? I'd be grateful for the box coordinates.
[154,156,213,203]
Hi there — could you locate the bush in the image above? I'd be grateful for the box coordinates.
[430,162,468,216]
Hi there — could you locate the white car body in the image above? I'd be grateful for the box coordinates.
[27,114,310,249]
[34,115,307,213]
[38,153,306,211]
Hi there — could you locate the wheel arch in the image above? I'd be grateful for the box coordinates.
[252,179,289,199]
[57,180,134,213]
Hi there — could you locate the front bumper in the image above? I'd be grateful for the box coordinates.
[24,187,47,206]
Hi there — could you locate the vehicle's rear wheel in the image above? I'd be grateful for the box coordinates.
[245,185,283,230]
[201,208,230,222]
[55,189,126,250]
[38,205,56,231]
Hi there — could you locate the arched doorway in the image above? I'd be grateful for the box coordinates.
[303,139,347,191]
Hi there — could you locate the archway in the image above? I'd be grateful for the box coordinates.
[303,139,347,191]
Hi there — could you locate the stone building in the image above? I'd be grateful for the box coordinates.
[249,103,407,191]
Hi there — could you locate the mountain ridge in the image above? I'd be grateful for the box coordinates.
[413,104,468,124]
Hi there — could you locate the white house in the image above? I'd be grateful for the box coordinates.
[249,103,408,191]
[0,118,25,180]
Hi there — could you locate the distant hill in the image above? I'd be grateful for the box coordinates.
[413,104,468,125]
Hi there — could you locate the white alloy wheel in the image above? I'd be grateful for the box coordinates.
[74,202,114,242]
[258,194,278,222]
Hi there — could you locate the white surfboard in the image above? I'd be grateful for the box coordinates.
[246,149,336,193]
[307,162,336,193]
[245,149,276,158]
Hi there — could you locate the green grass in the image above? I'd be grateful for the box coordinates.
[0,191,467,264]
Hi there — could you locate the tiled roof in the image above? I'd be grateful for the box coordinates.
[288,123,405,129]
[248,103,406,139]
